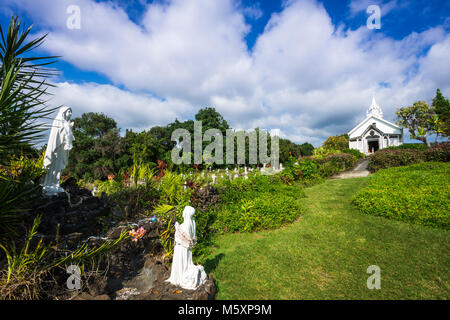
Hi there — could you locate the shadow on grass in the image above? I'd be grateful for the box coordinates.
[203,253,225,297]
[203,253,225,274]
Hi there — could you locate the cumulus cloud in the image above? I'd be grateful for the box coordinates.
[48,82,194,132]
[4,0,450,146]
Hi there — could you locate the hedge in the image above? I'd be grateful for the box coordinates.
[368,142,450,172]
[352,162,450,229]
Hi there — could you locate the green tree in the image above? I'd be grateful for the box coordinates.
[279,138,303,163]
[73,112,118,138]
[195,107,230,134]
[396,101,434,147]
[67,112,121,180]
[431,88,450,137]
[299,142,314,156]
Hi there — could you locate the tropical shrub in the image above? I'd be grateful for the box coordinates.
[367,142,449,172]
[322,134,349,151]
[279,156,303,184]
[423,142,450,162]
[212,175,305,234]
[313,146,340,159]
[342,148,365,159]
[96,179,124,196]
[296,158,319,179]
[279,156,321,185]
[0,154,46,235]
[368,149,425,172]
[385,143,428,151]
[352,162,450,229]
[212,192,303,234]
[316,153,357,177]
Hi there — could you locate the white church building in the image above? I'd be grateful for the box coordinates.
[348,97,403,154]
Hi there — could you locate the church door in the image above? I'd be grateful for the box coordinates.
[367,140,379,153]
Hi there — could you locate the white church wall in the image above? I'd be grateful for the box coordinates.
[390,137,399,146]
[350,117,402,138]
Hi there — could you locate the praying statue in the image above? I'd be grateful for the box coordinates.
[41,107,74,196]
[166,206,207,290]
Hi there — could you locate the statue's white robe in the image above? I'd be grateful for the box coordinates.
[42,107,74,194]
[166,207,207,290]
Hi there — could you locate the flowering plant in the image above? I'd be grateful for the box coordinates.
[156,160,168,179]
[129,226,146,242]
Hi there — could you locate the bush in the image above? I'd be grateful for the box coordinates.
[317,153,357,177]
[96,179,124,196]
[212,192,304,234]
[423,142,450,162]
[368,142,449,172]
[385,143,428,151]
[352,162,450,229]
[368,149,424,172]
[322,135,348,151]
[212,175,305,234]
[342,148,365,159]
[0,155,46,235]
[297,158,319,179]
[313,146,340,159]
[279,157,319,184]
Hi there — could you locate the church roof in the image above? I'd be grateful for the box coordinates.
[348,97,402,137]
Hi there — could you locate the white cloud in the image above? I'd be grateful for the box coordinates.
[49,82,194,133]
[4,0,449,146]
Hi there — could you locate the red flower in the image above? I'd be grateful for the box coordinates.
[156,160,168,180]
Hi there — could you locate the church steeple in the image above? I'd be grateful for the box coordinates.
[366,95,383,118]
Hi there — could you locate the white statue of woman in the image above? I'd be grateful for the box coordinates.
[41,106,74,195]
[166,206,207,290]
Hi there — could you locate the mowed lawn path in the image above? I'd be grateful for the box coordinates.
[200,178,450,299]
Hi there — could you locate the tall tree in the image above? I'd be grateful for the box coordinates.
[299,142,314,156]
[67,112,120,180]
[432,88,450,137]
[195,107,230,134]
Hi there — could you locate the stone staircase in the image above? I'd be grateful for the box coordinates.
[330,159,370,179]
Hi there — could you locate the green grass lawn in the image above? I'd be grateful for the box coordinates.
[199,177,450,299]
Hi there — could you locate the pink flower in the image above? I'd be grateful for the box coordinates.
[129,226,146,242]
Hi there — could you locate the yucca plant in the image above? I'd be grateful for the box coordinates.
[0,16,58,160]
[0,16,58,235]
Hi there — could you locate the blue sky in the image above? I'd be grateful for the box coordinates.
[1,0,449,146]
